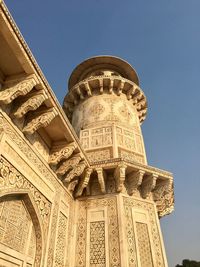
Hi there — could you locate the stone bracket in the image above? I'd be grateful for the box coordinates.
[128,170,145,195]
[13,90,48,118]
[63,161,86,184]
[153,178,174,217]
[114,163,127,192]
[56,153,82,176]
[96,167,106,194]
[23,107,58,134]
[49,141,77,166]
[141,173,158,199]
[75,167,93,197]
[0,74,39,104]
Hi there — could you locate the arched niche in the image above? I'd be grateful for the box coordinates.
[0,190,43,267]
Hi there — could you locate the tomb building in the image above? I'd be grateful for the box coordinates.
[0,1,174,267]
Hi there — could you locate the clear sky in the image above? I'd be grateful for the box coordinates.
[5,0,200,266]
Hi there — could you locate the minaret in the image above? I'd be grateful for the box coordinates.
[64,56,174,267]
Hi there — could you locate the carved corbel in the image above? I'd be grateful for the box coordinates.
[114,163,127,192]
[127,170,145,195]
[84,82,92,96]
[127,85,135,100]
[0,74,39,104]
[13,90,48,118]
[67,178,79,193]
[153,178,174,217]
[109,79,114,94]
[117,80,125,95]
[23,107,58,135]
[153,179,173,200]
[70,93,78,105]
[75,167,93,197]
[63,100,74,113]
[141,173,158,199]
[75,86,84,100]
[63,161,86,184]
[136,98,146,110]
[56,153,82,175]
[96,167,106,193]
[138,109,146,118]
[98,78,103,94]
[49,142,77,166]
[132,89,143,103]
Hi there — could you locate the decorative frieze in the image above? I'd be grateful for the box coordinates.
[0,74,39,104]
[23,107,58,134]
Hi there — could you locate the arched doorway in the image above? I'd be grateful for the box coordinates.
[0,194,42,267]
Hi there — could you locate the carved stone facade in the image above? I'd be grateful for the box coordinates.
[0,2,174,267]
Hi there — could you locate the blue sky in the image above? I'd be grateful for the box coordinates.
[5,0,200,266]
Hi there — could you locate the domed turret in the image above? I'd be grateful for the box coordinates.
[63,56,148,164]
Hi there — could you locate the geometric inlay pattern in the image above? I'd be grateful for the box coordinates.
[0,198,36,256]
[123,197,165,267]
[90,221,106,266]
[76,197,120,267]
[136,222,153,267]
[55,212,68,267]
[124,205,137,267]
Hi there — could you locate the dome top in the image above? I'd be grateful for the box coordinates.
[68,55,140,89]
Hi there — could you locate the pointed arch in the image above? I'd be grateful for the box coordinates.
[0,189,44,267]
